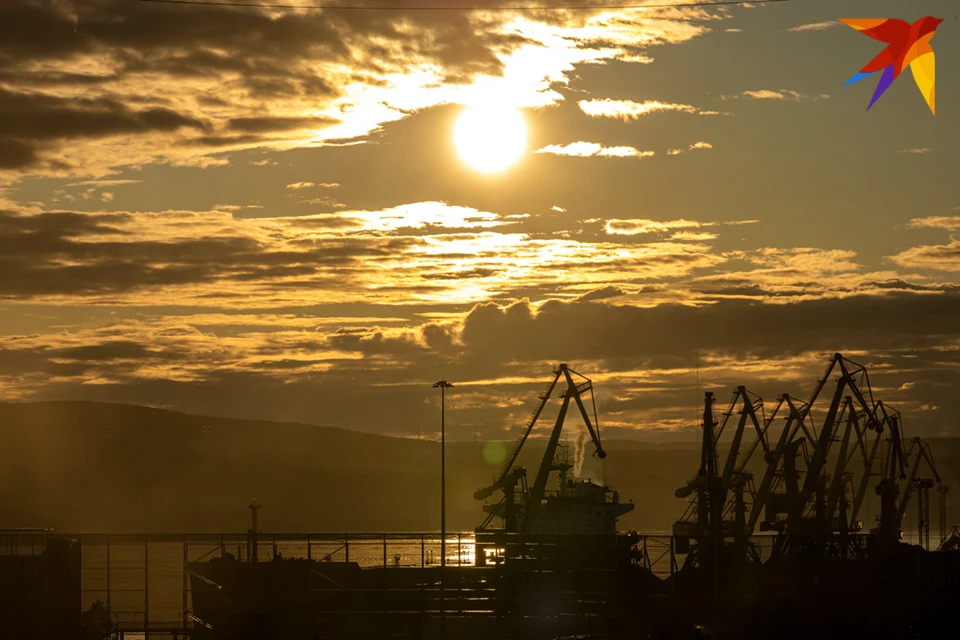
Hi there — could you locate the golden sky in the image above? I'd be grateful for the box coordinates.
[1,0,959,441]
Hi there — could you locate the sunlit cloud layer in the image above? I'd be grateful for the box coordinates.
[909,217,960,230]
[723,89,830,101]
[891,242,960,272]
[667,141,713,155]
[786,21,840,32]
[535,142,654,157]
[606,218,701,235]
[604,217,741,235]
[0,203,734,307]
[578,98,715,119]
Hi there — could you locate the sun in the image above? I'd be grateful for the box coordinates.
[454,104,527,173]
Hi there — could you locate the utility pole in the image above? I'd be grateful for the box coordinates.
[917,479,933,550]
[432,380,453,639]
[939,485,949,547]
[248,501,260,562]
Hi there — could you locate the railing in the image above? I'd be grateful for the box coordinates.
[0,528,53,556]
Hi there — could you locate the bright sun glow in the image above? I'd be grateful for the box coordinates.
[454,104,527,173]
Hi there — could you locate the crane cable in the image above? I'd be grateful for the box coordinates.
[134,0,793,11]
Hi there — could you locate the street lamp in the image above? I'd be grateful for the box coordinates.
[432,380,453,565]
[432,379,452,638]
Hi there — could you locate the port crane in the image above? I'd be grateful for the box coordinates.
[675,354,950,563]
[862,405,943,545]
[890,436,941,543]
[474,363,606,534]
[748,355,878,538]
[673,387,768,564]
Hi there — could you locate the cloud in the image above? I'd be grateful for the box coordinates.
[671,231,717,241]
[606,219,701,236]
[900,148,930,155]
[787,21,840,32]
[667,141,713,155]
[0,85,207,172]
[890,242,960,272]
[287,182,316,190]
[346,201,504,231]
[551,205,566,213]
[66,179,142,188]
[578,99,710,120]
[908,217,960,230]
[577,285,625,302]
[724,90,830,102]
[535,142,655,158]
[604,217,746,236]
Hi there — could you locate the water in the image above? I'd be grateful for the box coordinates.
[77,534,477,626]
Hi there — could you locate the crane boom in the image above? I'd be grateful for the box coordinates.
[497,369,563,481]
[824,398,856,524]
[896,438,942,524]
[850,414,884,522]
[475,364,607,534]
[747,396,808,533]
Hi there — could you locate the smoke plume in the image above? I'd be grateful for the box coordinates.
[574,428,587,477]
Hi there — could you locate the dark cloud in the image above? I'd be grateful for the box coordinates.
[0,138,37,169]
[0,87,205,140]
[459,294,960,364]
[0,86,205,170]
[0,209,415,299]
[577,285,625,302]
[228,116,340,134]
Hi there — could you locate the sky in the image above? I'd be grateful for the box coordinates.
[1,0,959,443]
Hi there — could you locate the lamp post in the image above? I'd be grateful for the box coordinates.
[432,379,452,639]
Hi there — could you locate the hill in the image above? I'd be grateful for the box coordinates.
[1,402,958,534]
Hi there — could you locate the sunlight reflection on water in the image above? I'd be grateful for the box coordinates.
[79,534,476,624]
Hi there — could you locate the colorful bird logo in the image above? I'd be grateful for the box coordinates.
[841,16,942,114]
